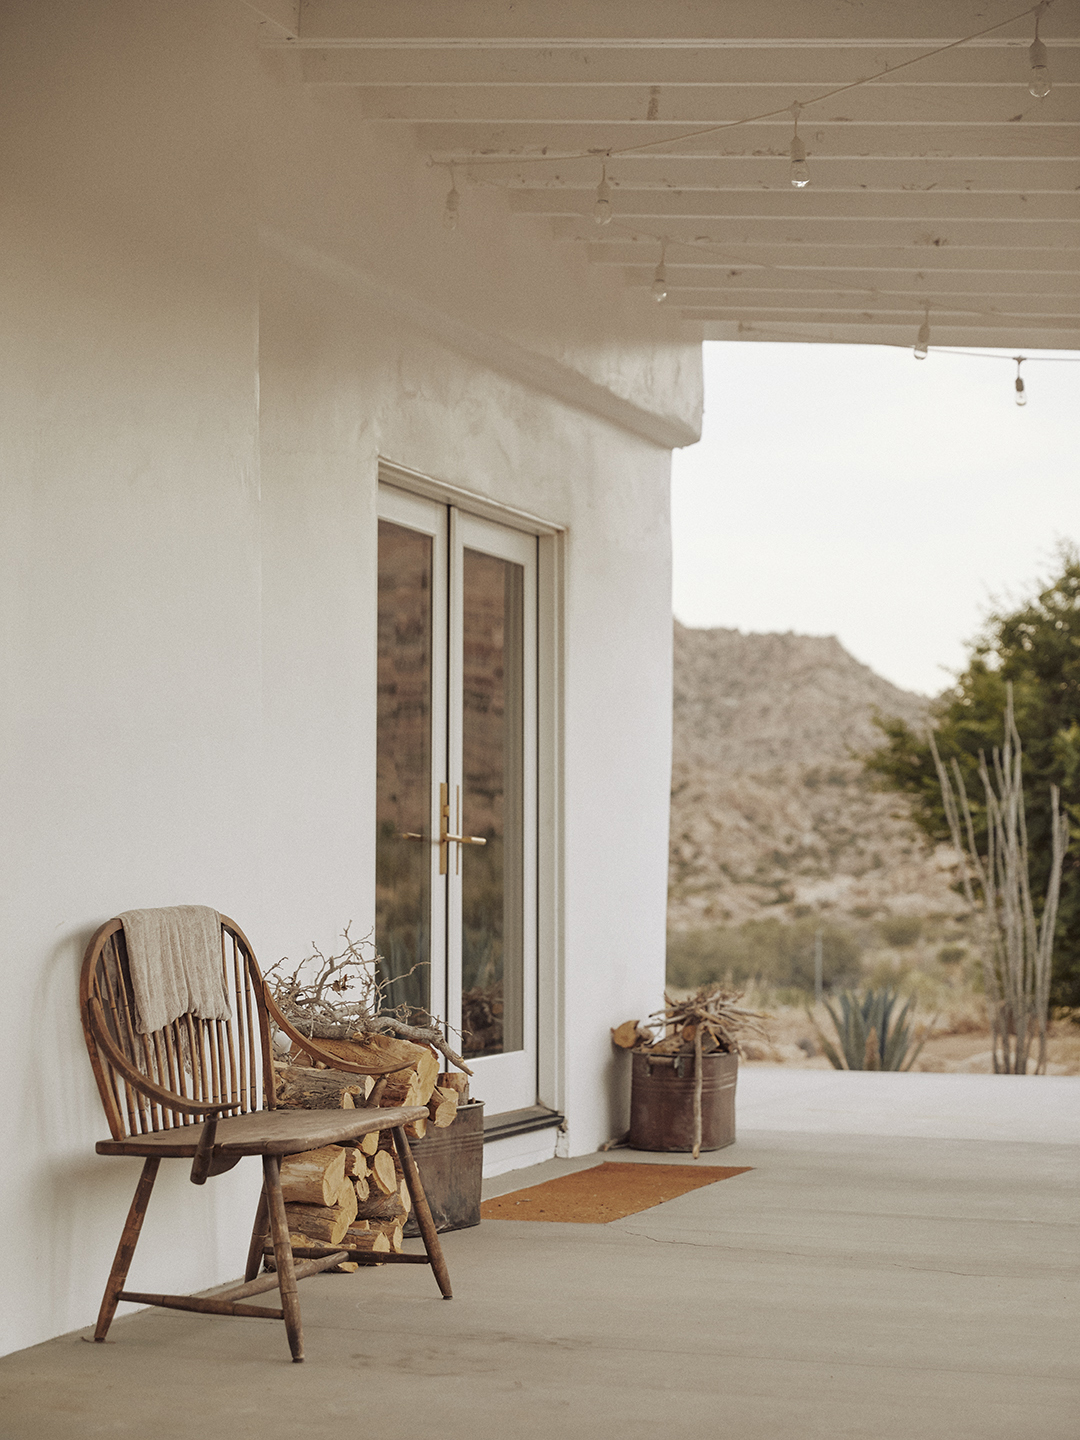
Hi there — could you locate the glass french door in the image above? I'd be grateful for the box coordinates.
[376,485,537,1115]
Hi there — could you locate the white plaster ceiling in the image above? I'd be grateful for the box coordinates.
[260,1,1080,349]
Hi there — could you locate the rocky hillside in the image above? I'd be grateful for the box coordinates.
[669,624,963,931]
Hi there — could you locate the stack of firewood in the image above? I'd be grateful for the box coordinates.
[267,1036,468,1266]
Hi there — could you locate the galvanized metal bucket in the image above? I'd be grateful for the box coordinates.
[403,1099,485,1235]
[628,1050,737,1152]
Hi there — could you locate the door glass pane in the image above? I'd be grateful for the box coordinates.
[460,548,524,1057]
[376,520,432,1016]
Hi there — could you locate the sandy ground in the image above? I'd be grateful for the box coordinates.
[742,1003,1080,1075]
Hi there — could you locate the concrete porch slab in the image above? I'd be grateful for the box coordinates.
[735,1064,1080,1144]
[1,1071,1076,1440]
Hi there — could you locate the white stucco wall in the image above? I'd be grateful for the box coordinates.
[0,1,700,1356]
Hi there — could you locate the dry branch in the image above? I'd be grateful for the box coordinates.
[929,686,1068,1075]
[266,924,473,1075]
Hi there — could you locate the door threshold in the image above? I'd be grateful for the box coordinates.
[483,1105,565,1143]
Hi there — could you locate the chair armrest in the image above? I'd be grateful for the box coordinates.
[87,998,242,1118]
[260,986,413,1077]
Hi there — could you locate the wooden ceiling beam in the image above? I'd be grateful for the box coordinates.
[456,158,1078,192]
[297,0,1061,47]
[344,86,1071,124]
[582,241,1080,272]
[666,290,1079,318]
[680,304,1077,326]
[618,266,1077,294]
[509,190,1078,222]
[551,217,1077,248]
[698,319,1080,345]
[294,47,1080,87]
[418,121,1080,159]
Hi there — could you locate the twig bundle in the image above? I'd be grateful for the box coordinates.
[266,925,472,1075]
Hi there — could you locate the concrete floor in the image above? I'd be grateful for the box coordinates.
[2,1070,1077,1440]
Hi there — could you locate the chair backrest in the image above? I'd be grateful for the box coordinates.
[80,914,274,1141]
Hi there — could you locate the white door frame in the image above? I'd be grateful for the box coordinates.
[378,460,565,1121]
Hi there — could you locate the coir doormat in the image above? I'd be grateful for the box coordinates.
[479,1161,752,1224]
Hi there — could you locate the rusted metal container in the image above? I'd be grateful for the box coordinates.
[629,1050,737,1152]
[403,1100,485,1235]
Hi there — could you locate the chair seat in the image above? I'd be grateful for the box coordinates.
[96,1104,429,1158]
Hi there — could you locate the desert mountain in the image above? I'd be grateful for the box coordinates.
[669,624,963,931]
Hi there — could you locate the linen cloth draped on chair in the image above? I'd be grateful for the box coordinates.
[80,911,451,1363]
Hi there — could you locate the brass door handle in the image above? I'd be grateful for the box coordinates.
[438,783,488,874]
[398,832,425,840]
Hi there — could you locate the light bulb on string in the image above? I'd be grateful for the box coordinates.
[788,103,809,188]
[913,306,930,359]
[593,163,613,225]
[1014,357,1027,406]
[443,171,460,231]
[1029,4,1051,97]
[651,241,668,303]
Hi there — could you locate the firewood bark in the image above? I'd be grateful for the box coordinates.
[369,1148,398,1196]
[283,1202,352,1246]
[404,1116,428,1141]
[611,1019,644,1049]
[367,1219,404,1254]
[336,1179,359,1229]
[279,1146,348,1207]
[338,1146,365,1179]
[437,1071,469,1103]
[412,1046,440,1105]
[354,1191,407,1223]
[274,1064,367,1111]
[342,1224,391,1254]
[292,1034,428,1076]
[376,1071,421,1107]
[427,1085,459,1127]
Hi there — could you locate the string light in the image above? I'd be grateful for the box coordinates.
[426,1,1061,316]
[593,163,613,225]
[788,103,809,188]
[1029,3,1052,96]
[651,242,668,302]
[1014,356,1028,405]
[914,307,930,359]
[443,171,460,231]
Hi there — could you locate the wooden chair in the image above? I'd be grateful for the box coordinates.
[80,913,452,1363]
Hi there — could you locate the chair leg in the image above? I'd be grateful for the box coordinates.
[94,1157,160,1342]
[262,1154,304,1362]
[391,1126,452,1300]
[244,1185,270,1283]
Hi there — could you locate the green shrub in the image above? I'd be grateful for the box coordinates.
[878,915,924,948]
[667,918,862,993]
[937,945,965,966]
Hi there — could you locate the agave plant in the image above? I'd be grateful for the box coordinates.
[814,987,928,1072]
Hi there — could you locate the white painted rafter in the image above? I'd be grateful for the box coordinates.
[270,0,1080,348]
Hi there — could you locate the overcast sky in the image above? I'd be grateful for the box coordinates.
[671,342,1080,697]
